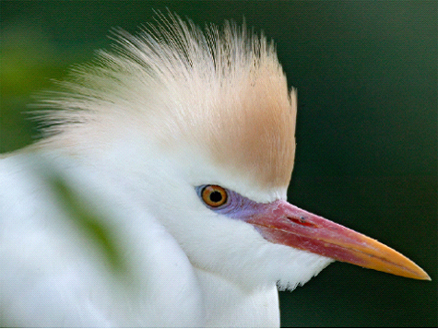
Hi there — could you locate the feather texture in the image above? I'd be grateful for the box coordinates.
[1,13,333,327]
[36,13,296,191]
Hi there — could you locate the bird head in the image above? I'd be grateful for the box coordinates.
[37,13,429,291]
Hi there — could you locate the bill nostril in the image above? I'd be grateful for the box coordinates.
[286,216,317,228]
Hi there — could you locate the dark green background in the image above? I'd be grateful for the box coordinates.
[1,1,436,327]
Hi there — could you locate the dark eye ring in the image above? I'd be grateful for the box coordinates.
[201,185,228,208]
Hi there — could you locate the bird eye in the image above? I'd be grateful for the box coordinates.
[201,185,228,208]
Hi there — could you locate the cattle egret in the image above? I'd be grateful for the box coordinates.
[0,13,430,327]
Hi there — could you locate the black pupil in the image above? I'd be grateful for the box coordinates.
[210,191,223,203]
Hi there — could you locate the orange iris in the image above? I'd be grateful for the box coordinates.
[201,185,228,207]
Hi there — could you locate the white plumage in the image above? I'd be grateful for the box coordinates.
[0,13,429,327]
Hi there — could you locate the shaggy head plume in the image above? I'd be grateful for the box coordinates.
[36,12,297,190]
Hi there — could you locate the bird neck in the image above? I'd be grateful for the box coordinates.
[194,267,280,327]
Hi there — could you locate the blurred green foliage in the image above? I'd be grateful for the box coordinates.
[50,175,128,275]
[1,21,75,152]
